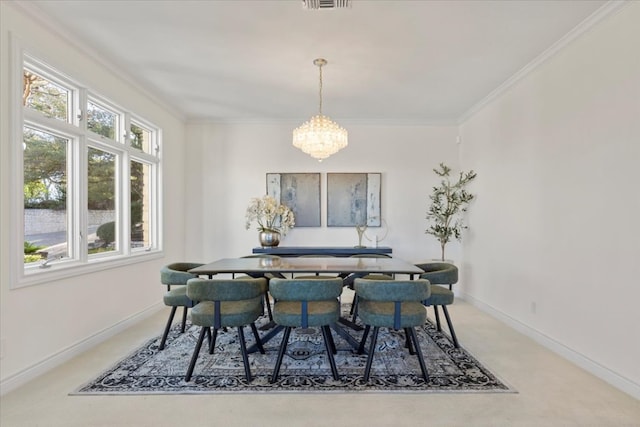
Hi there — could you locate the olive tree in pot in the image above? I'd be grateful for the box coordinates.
[425,163,477,261]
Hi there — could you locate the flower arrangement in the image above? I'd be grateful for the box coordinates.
[245,195,295,235]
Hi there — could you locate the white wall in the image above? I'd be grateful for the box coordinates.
[459,3,640,397]
[184,122,460,263]
[0,3,187,391]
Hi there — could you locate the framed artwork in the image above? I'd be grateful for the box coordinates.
[266,173,321,227]
[327,173,381,227]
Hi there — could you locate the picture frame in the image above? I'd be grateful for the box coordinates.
[327,173,381,227]
[266,173,321,227]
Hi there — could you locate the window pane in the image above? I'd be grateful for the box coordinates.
[130,160,151,249]
[23,127,68,264]
[88,147,117,255]
[130,122,153,153]
[87,101,117,140]
[23,69,70,122]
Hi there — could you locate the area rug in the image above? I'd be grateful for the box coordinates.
[74,309,513,395]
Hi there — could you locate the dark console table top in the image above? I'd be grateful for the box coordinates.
[252,246,392,257]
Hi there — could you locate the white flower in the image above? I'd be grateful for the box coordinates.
[245,195,295,235]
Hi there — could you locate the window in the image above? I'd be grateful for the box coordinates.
[14,50,162,287]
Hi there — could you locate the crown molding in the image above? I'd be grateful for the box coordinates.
[457,0,630,125]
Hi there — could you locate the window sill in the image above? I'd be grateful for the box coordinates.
[12,250,164,289]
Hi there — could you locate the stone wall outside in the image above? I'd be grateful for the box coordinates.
[25,209,115,234]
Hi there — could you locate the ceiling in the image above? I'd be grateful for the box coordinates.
[24,0,607,124]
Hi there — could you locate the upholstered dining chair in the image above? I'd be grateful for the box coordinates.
[342,254,394,323]
[159,262,204,350]
[354,277,431,382]
[268,277,344,383]
[415,262,460,348]
[184,277,267,382]
[239,254,287,322]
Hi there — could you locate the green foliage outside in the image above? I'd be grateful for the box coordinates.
[96,221,116,246]
[426,163,477,261]
[24,241,45,254]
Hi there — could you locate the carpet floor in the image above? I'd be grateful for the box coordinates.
[74,308,513,395]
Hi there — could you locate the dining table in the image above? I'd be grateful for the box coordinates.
[189,256,425,353]
[188,256,424,279]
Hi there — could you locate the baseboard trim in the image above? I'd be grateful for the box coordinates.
[460,293,640,400]
[0,302,163,396]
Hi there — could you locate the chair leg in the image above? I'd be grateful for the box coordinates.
[326,325,337,354]
[250,322,265,354]
[350,295,359,323]
[271,326,292,383]
[159,306,177,350]
[181,306,189,333]
[407,327,429,382]
[363,326,380,382]
[237,326,253,382]
[264,294,273,322]
[441,305,460,348]
[358,325,371,354]
[185,327,207,382]
[321,326,339,380]
[433,305,443,331]
[349,294,358,315]
[209,328,218,354]
[404,328,415,355]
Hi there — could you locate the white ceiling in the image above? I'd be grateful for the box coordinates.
[24,0,607,124]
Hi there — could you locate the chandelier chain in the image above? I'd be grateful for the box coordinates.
[318,63,323,115]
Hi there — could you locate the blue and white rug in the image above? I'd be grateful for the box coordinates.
[74,310,513,394]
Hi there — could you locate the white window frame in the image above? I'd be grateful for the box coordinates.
[10,37,163,289]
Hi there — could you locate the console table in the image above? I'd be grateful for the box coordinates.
[252,246,392,257]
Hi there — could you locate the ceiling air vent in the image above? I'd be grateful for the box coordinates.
[302,0,351,10]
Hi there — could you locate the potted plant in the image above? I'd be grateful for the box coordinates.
[245,195,295,247]
[425,163,477,261]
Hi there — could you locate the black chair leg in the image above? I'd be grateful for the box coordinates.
[321,326,339,380]
[237,326,253,382]
[209,328,218,354]
[358,325,371,354]
[351,296,359,323]
[185,327,207,381]
[408,327,429,382]
[325,325,337,354]
[404,327,415,355]
[250,322,265,354]
[441,305,460,348]
[180,306,188,333]
[271,326,292,383]
[159,306,177,350]
[433,305,443,331]
[363,326,380,382]
[264,294,273,322]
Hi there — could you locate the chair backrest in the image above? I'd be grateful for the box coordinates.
[415,262,458,285]
[186,277,266,302]
[354,278,430,302]
[160,262,203,286]
[269,278,343,301]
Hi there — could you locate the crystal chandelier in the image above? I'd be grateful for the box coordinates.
[293,58,348,162]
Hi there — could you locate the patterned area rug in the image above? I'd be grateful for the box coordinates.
[74,309,513,394]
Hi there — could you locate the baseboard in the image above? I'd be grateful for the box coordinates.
[460,293,640,400]
[0,302,163,396]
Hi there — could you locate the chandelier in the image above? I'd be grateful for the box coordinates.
[293,58,348,162]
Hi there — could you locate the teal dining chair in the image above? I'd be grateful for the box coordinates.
[354,277,431,382]
[415,262,460,348]
[184,277,267,382]
[268,277,344,383]
[159,262,203,350]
